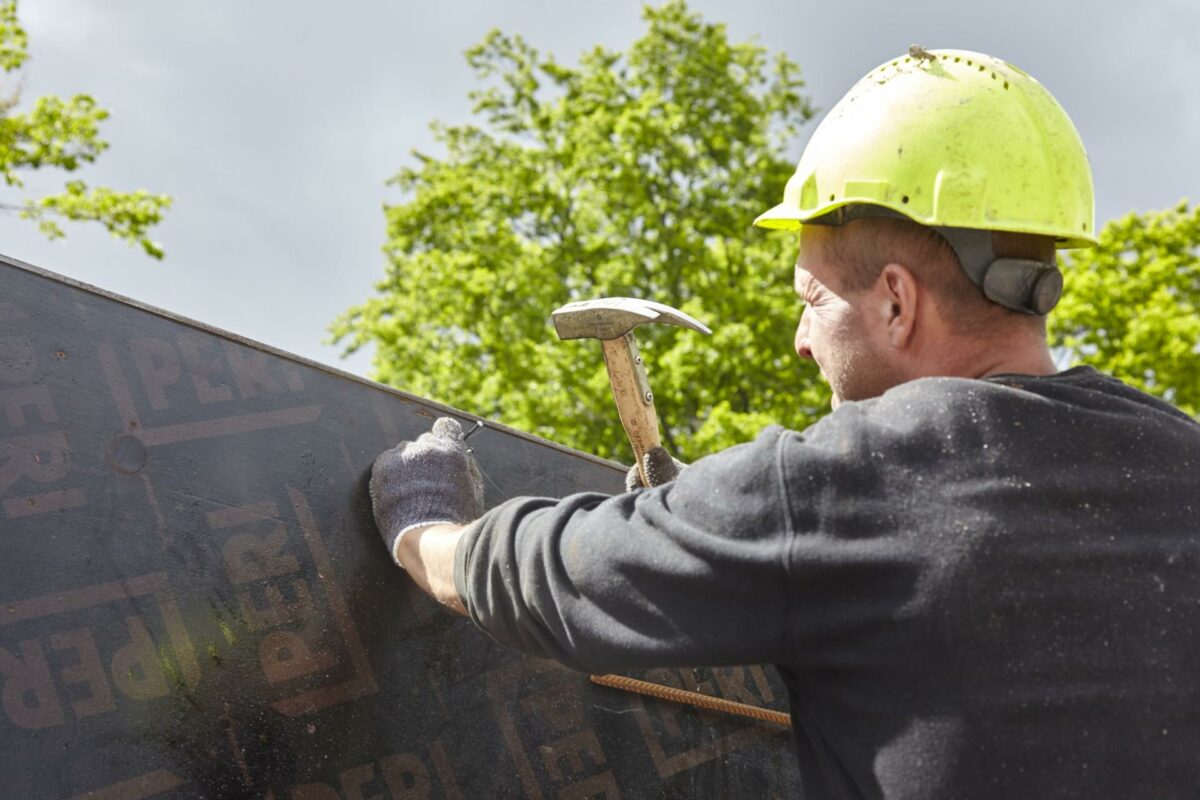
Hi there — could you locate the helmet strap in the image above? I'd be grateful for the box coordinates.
[933,227,1062,316]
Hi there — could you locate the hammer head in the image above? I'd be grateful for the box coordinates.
[551,297,711,341]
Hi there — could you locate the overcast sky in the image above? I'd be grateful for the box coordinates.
[4,0,1197,379]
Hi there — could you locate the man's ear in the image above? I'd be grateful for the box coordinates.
[877,262,919,349]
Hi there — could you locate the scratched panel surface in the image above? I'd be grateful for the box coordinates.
[0,254,800,799]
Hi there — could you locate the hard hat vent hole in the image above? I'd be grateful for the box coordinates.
[954,57,961,63]
[1083,222,1088,230]
[1003,81,1009,89]
[829,194,835,202]
[902,195,910,204]
[967,60,973,66]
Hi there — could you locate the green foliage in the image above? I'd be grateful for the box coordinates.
[1051,201,1200,416]
[0,0,170,258]
[335,0,823,461]
[0,0,26,72]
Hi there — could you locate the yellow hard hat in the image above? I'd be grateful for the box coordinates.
[755,48,1096,250]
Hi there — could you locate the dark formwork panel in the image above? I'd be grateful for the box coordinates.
[0,254,799,798]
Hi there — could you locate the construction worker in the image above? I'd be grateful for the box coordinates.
[370,48,1200,797]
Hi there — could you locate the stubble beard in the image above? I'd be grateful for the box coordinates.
[824,330,904,409]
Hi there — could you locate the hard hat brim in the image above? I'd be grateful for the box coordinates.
[753,200,1100,250]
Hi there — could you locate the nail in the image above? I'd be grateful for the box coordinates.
[463,420,485,440]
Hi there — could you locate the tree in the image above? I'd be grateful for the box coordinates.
[1051,201,1200,416]
[0,0,170,258]
[335,1,819,461]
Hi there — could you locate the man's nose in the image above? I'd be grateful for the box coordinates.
[794,309,814,361]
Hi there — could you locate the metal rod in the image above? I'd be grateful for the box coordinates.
[589,673,792,727]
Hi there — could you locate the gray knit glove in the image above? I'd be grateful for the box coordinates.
[370,417,484,566]
[625,446,687,491]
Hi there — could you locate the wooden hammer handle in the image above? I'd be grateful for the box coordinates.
[601,334,661,486]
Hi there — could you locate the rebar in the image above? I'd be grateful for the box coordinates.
[590,673,792,727]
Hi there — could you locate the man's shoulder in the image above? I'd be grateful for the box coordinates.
[847,366,1195,426]
[787,366,1198,462]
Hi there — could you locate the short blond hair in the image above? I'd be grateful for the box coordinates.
[821,217,1054,336]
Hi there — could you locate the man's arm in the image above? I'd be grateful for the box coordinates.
[394,522,468,615]
[372,418,795,673]
[451,428,797,673]
[378,438,687,622]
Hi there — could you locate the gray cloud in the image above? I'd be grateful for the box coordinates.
[3,0,1195,378]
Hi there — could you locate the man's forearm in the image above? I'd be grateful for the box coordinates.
[395,523,469,615]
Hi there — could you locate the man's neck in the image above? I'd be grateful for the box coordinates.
[976,350,1057,379]
[917,329,1056,381]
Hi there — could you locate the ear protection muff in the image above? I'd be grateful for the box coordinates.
[935,226,1062,315]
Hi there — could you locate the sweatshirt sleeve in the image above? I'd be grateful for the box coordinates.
[453,427,795,673]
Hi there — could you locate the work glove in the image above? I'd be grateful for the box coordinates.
[370,417,485,567]
[625,446,687,492]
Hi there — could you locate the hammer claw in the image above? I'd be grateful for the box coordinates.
[552,296,711,341]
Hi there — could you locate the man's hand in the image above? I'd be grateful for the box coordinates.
[625,446,687,491]
[370,417,484,566]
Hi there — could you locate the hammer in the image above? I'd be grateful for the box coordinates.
[551,297,711,487]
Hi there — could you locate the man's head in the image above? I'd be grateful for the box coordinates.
[754,46,1097,405]
[793,218,1058,406]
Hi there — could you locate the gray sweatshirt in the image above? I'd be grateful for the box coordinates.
[455,367,1200,799]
